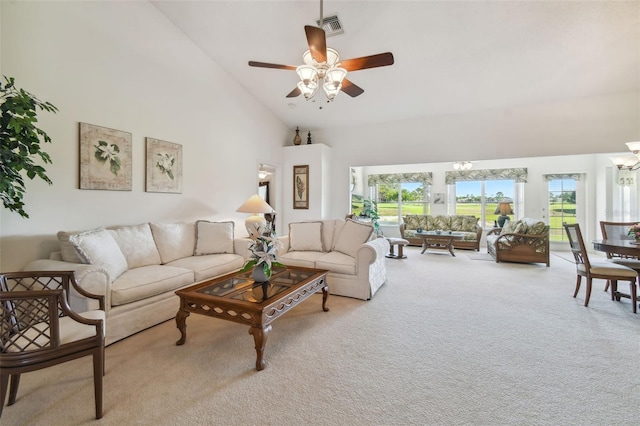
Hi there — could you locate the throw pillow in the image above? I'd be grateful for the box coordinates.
[150,222,196,264]
[333,219,374,258]
[57,230,87,263]
[108,223,161,269]
[288,221,324,252]
[195,220,234,255]
[527,221,547,235]
[69,228,128,281]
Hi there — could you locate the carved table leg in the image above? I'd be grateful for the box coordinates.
[175,309,190,346]
[322,284,330,312]
[448,240,456,256]
[249,324,272,371]
[421,239,428,254]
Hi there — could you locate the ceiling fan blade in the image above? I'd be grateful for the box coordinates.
[304,25,327,63]
[340,78,365,97]
[248,61,297,71]
[340,52,395,72]
[286,87,301,98]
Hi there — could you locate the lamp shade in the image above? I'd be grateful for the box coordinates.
[236,194,273,214]
[494,202,513,215]
[236,195,274,239]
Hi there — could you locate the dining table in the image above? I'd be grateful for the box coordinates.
[592,238,640,310]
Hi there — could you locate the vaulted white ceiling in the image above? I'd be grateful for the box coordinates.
[152,1,639,131]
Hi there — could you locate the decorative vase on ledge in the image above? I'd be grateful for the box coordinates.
[293,127,302,146]
[252,265,269,283]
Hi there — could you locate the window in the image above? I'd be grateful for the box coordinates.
[547,178,577,241]
[446,167,527,228]
[455,180,515,227]
[352,172,432,224]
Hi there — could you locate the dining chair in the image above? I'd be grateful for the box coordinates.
[563,223,638,313]
[599,221,640,292]
[0,271,106,419]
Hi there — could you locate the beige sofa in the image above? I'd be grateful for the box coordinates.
[24,221,250,345]
[399,215,482,251]
[277,219,390,300]
[486,217,550,266]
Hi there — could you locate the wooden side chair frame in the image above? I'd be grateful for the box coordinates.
[0,271,106,419]
[599,221,640,292]
[564,223,638,313]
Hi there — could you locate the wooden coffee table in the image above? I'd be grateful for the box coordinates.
[175,266,329,371]
[416,231,465,256]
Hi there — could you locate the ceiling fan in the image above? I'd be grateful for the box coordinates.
[248,0,394,102]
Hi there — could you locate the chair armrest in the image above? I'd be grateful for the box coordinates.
[234,238,253,261]
[24,259,111,312]
[487,228,501,236]
[276,236,290,256]
[399,222,406,238]
[357,238,390,264]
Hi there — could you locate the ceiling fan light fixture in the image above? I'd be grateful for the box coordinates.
[296,64,318,84]
[297,80,318,100]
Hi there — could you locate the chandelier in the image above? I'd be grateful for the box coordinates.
[296,48,347,102]
[453,161,472,171]
[610,141,640,170]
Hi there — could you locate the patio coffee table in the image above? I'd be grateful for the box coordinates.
[175,266,328,371]
[416,231,466,256]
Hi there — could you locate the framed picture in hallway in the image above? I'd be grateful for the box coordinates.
[145,137,183,193]
[293,165,309,209]
[79,122,132,191]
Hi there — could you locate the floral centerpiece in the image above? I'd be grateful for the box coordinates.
[240,227,284,282]
[628,224,640,241]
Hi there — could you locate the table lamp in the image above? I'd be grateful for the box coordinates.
[236,194,274,239]
[494,202,513,227]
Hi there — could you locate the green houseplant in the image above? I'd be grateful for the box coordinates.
[0,76,58,218]
[359,198,381,235]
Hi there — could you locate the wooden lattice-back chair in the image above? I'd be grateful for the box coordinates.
[564,223,638,313]
[0,271,106,419]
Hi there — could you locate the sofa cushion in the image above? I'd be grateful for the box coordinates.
[279,251,326,269]
[109,223,162,269]
[315,251,357,275]
[321,219,339,252]
[524,220,547,235]
[430,215,451,231]
[288,221,324,252]
[57,230,87,264]
[331,219,346,250]
[194,220,234,255]
[167,253,244,282]
[150,222,196,264]
[333,219,373,258]
[111,265,194,306]
[69,228,128,281]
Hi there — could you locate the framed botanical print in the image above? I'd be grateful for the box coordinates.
[293,165,309,209]
[145,138,183,193]
[79,122,132,190]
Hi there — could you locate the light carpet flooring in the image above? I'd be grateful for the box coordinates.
[2,247,639,425]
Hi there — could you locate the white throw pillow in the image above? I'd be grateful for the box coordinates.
[108,223,161,269]
[332,219,373,258]
[288,221,324,252]
[195,220,234,255]
[57,230,86,263]
[150,222,196,264]
[69,228,128,281]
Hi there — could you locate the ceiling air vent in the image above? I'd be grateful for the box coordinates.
[316,14,344,37]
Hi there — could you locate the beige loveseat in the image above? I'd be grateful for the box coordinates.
[399,215,482,251]
[486,218,550,266]
[277,219,390,300]
[24,221,249,345]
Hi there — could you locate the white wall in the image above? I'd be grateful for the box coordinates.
[0,1,288,271]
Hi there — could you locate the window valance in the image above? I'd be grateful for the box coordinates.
[543,173,581,182]
[368,172,432,187]
[445,168,527,184]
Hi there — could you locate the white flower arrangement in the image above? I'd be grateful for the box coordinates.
[240,225,284,279]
